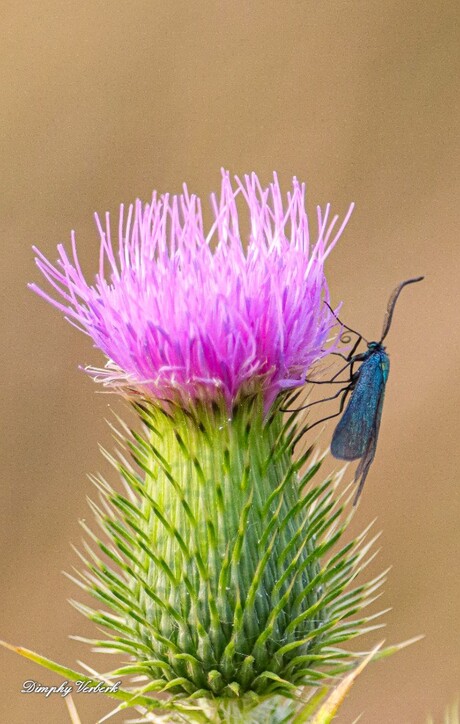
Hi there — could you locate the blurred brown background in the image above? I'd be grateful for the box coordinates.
[1,1,459,722]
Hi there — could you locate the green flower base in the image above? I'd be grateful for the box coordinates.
[63,393,385,719]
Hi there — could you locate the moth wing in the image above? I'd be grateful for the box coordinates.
[352,388,385,504]
[331,355,386,461]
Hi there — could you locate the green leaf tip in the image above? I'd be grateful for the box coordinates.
[0,640,157,710]
[300,642,383,724]
[64,695,82,724]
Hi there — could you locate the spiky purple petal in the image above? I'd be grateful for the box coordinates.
[30,171,353,409]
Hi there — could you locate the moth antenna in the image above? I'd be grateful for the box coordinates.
[379,276,424,343]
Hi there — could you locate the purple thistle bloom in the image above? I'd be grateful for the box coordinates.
[30,171,353,410]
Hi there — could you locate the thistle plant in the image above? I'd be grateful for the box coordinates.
[14,172,396,722]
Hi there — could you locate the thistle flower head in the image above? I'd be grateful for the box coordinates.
[30,171,353,409]
[21,173,394,722]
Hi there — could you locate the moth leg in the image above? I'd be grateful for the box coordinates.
[307,334,366,385]
[346,334,362,360]
[290,387,351,453]
[330,352,350,361]
[329,333,362,367]
[304,387,351,433]
[280,385,349,413]
[325,302,363,340]
[306,359,354,385]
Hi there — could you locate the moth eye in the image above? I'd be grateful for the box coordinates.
[340,333,352,344]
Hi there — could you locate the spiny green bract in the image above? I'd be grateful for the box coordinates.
[70,393,385,713]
